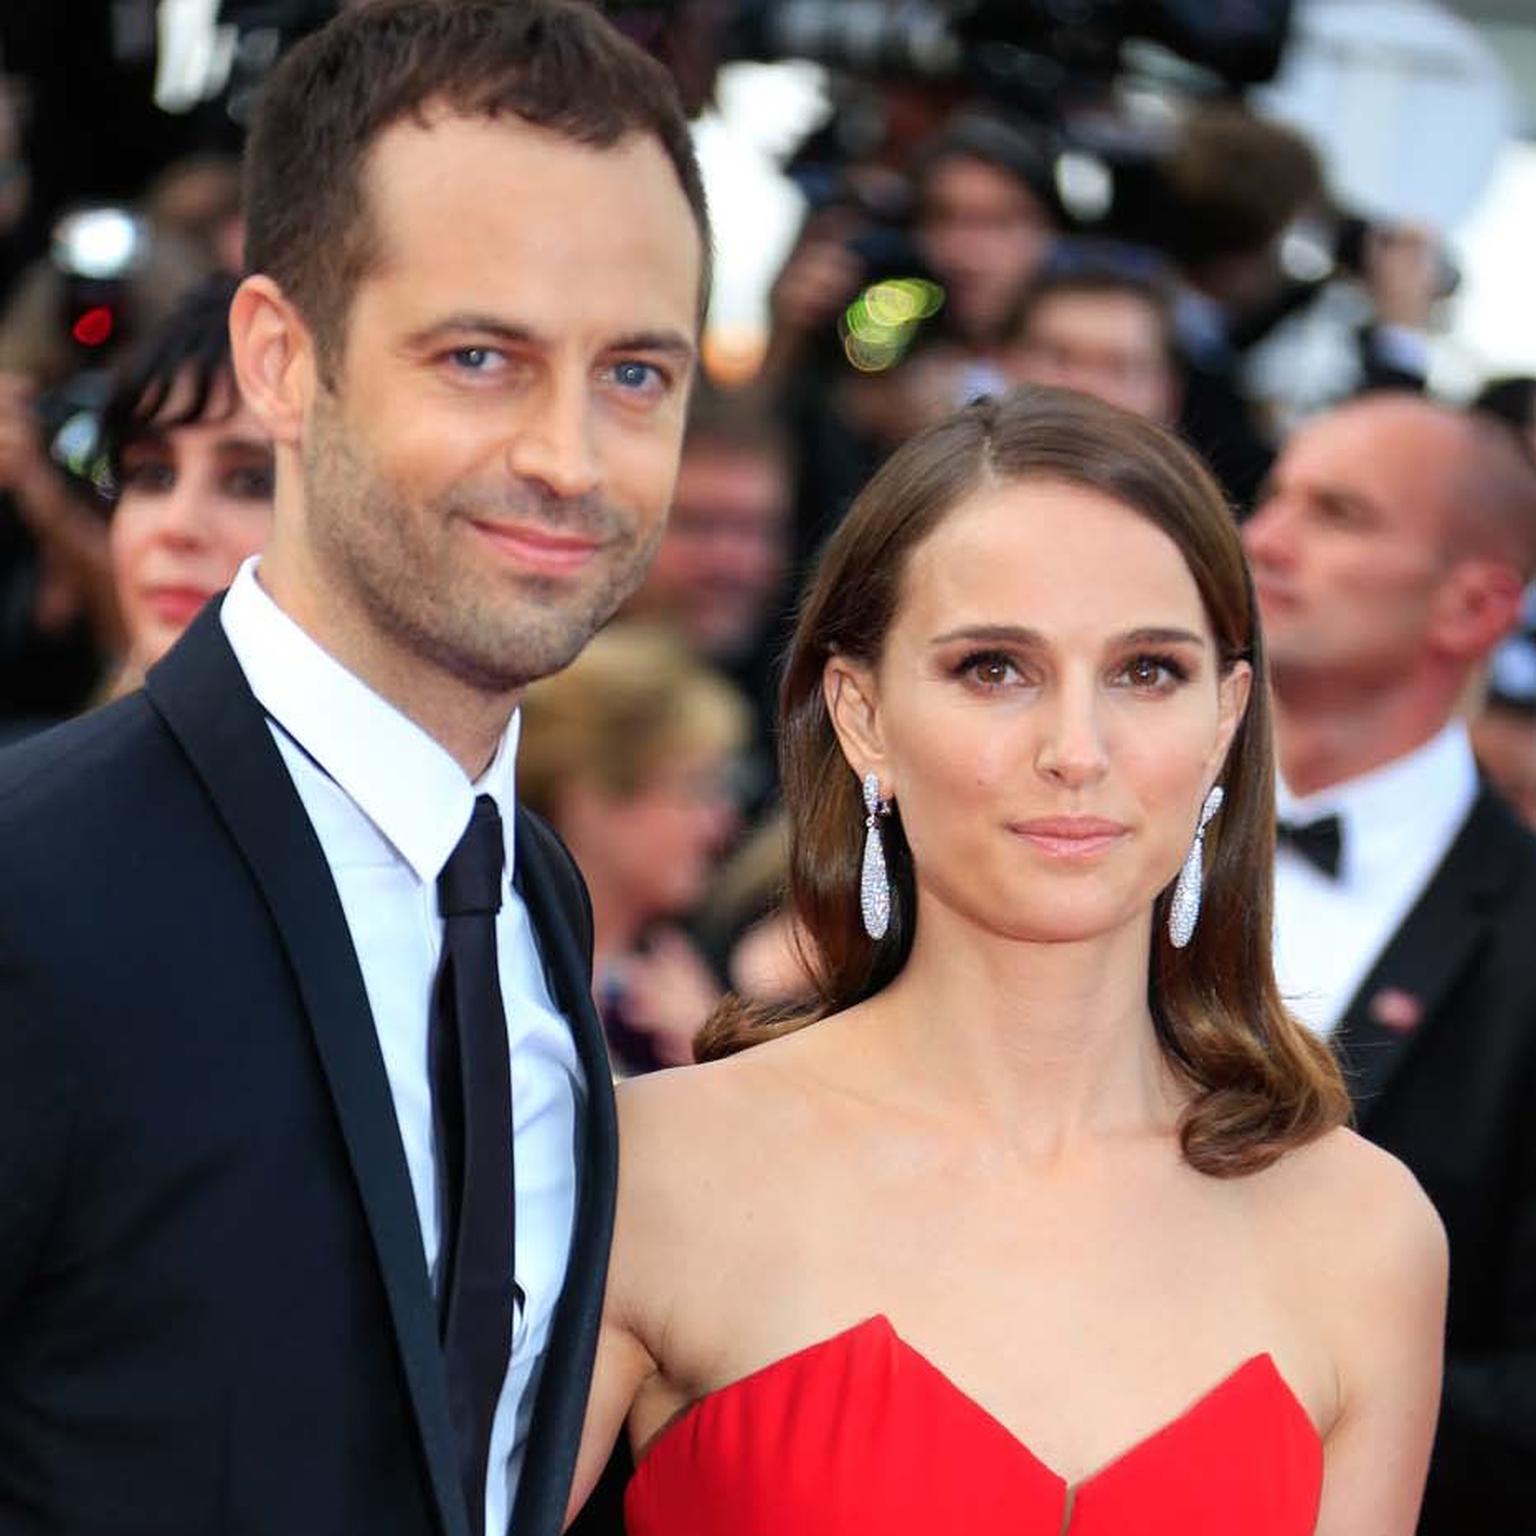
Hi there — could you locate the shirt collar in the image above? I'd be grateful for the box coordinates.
[219,556,520,885]
[1276,719,1477,880]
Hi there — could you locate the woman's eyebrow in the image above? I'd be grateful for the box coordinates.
[1119,627,1207,648]
[929,624,1046,647]
[928,624,1206,648]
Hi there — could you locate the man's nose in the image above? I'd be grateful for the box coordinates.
[505,374,601,502]
[1241,493,1296,569]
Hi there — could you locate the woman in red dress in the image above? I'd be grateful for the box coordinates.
[567,387,1445,1536]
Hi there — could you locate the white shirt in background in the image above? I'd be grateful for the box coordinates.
[1272,720,1478,1036]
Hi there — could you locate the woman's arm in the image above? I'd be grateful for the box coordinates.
[564,1073,691,1529]
[1314,1149,1448,1536]
[564,1309,655,1527]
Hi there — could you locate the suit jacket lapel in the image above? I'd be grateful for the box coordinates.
[510,811,618,1536]
[1336,787,1522,1118]
[144,607,470,1536]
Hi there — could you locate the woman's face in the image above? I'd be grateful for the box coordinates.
[585,745,741,921]
[111,375,275,670]
[829,477,1250,947]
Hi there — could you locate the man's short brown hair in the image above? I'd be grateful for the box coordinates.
[1009,252,1178,365]
[1163,104,1323,268]
[243,0,711,367]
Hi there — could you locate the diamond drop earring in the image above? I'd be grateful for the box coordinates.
[1168,786,1224,950]
[859,772,892,941]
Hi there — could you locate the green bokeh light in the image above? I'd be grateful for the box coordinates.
[840,278,945,372]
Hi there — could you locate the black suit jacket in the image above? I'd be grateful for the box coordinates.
[1332,786,1536,1534]
[0,606,618,1536]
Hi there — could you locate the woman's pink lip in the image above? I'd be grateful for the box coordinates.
[1014,816,1129,836]
[469,518,602,575]
[143,586,214,623]
[1011,817,1130,859]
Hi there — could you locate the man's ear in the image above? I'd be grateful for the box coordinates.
[824,653,889,789]
[1431,560,1525,663]
[229,275,318,447]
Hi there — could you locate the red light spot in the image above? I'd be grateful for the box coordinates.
[72,306,115,347]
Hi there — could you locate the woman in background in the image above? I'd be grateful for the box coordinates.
[519,623,746,1075]
[99,273,274,696]
[568,388,1445,1535]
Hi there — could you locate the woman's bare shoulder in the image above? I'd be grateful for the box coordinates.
[1258,1126,1447,1305]
[615,1036,829,1207]
[618,1034,818,1141]
[609,1038,839,1358]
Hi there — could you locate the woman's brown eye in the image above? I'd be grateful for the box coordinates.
[1123,655,1188,689]
[968,655,1016,686]
[953,651,1021,687]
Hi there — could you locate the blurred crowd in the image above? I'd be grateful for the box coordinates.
[2,0,1534,1075]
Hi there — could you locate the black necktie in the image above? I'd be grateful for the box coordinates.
[1276,813,1343,878]
[431,794,514,1536]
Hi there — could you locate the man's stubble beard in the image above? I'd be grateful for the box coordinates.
[301,395,665,696]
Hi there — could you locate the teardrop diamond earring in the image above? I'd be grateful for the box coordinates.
[859,772,891,941]
[1168,786,1224,949]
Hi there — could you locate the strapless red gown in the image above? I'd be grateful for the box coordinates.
[625,1315,1322,1535]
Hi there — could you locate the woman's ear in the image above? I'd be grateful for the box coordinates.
[1209,657,1253,785]
[824,653,889,790]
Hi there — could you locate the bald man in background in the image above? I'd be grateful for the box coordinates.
[1244,395,1536,1533]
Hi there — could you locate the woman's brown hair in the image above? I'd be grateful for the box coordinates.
[698,387,1349,1177]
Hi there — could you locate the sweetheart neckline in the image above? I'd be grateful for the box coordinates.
[634,1313,1322,1498]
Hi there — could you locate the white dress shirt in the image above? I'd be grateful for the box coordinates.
[221,557,584,1536]
[1272,720,1478,1036]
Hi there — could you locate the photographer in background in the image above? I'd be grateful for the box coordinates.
[0,213,208,728]
[911,110,1057,362]
[0,369,118,728]
[767,105,1059,567]
[1004,246,1181,426]
[1159,104,1323,510]
[1164,104,1444,512]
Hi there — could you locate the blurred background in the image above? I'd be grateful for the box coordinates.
[690,0,1536,388]
[3,0,1536,1069]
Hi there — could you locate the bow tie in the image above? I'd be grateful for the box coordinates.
[1276,813,1343,878]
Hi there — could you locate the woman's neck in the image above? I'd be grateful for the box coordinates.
[863,901,1182,1161]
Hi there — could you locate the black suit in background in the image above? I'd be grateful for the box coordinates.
[1330,786,1536,1535]
[0,606,617,1536]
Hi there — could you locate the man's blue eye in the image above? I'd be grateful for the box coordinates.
[451,347,496,370]
[614,361,659,390]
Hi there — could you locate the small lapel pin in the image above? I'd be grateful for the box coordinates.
[1368,987,1423,1033]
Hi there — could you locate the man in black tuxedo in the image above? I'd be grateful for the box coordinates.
[0,4,706,1534]
[1244,394,1536,1532]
